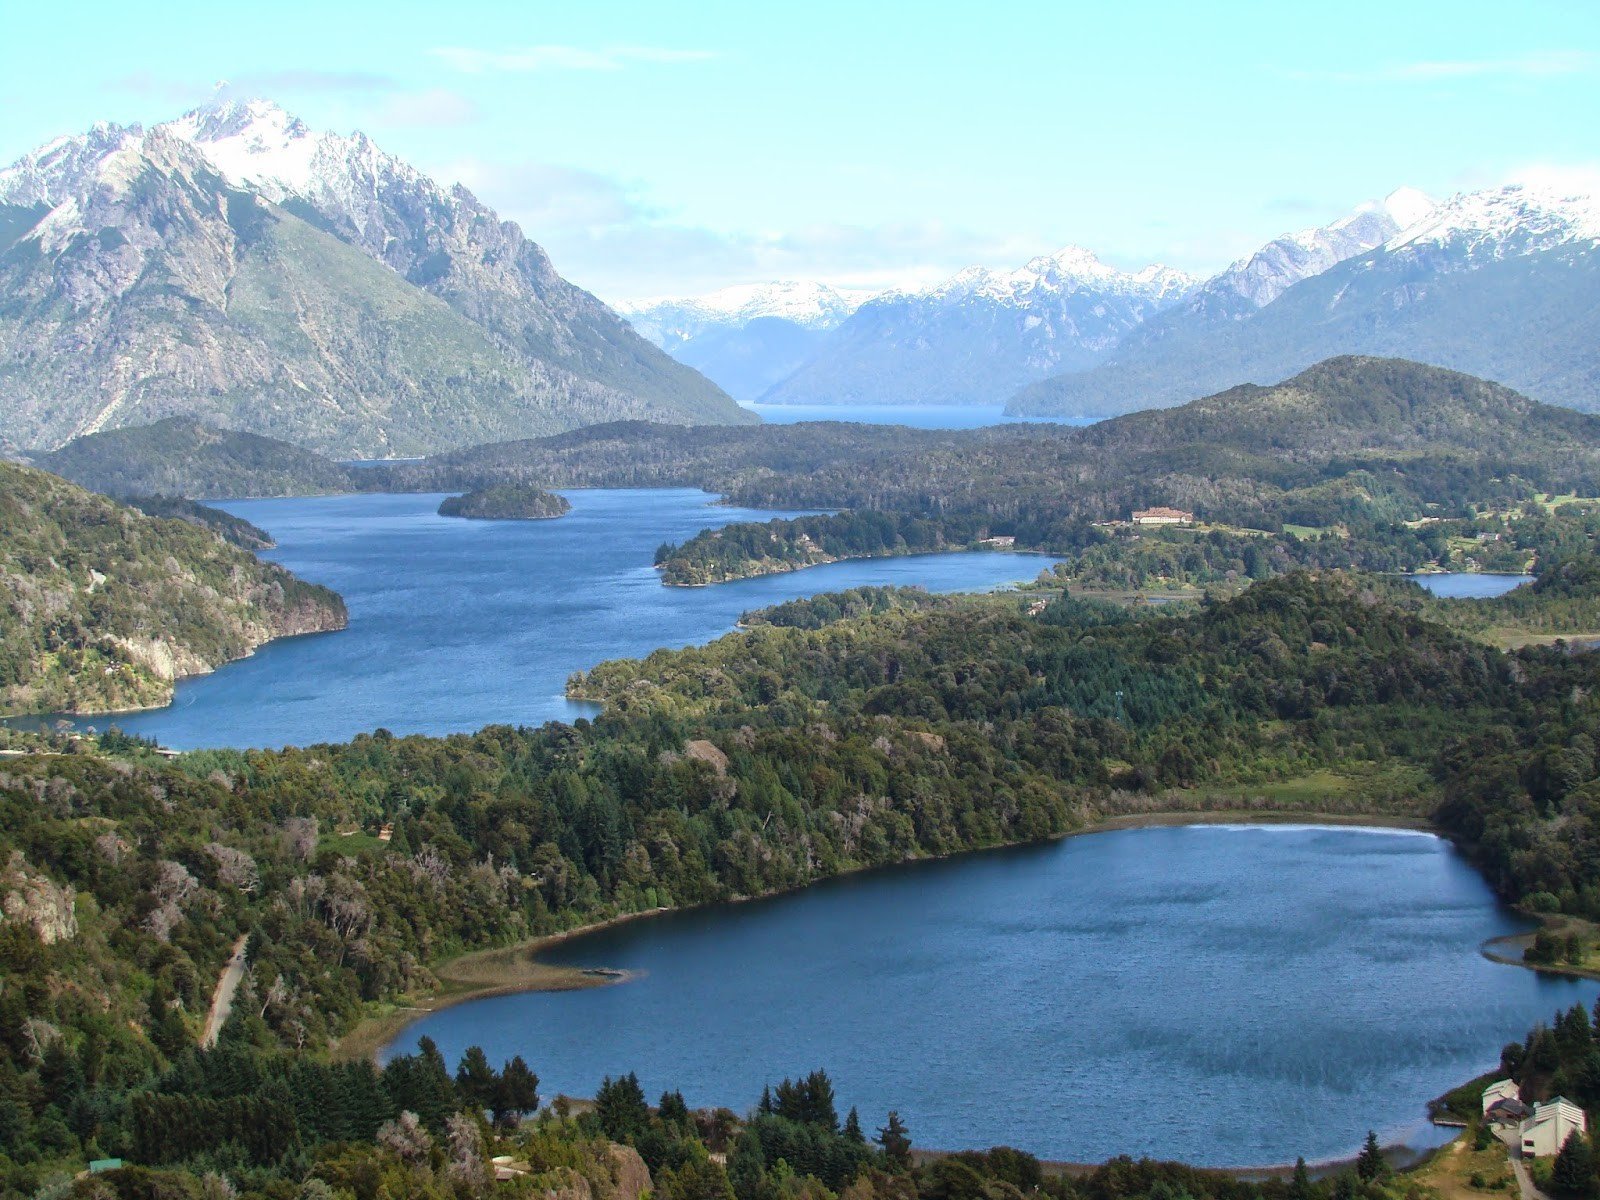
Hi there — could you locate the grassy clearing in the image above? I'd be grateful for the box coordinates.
[1410,1132,1515,1200]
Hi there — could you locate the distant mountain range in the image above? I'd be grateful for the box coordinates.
[627,182,1600,417]
[1009,181,1600,417]
[618,282,866,401]
[0,101,752,457]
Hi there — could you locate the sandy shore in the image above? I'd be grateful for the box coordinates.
[333,909,667,1062]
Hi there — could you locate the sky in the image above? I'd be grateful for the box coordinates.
[3,0,1599,303]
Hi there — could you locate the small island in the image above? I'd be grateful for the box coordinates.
[437,483,572,521]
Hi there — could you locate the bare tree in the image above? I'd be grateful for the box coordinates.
[376,1110,434,1166]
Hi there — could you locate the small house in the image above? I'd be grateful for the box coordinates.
[1520,1097,1587,1157]
[1483,1079,1521,1115]
[1132,507,1194,526]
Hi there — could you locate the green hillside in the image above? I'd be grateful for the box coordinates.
[0,463,346,715]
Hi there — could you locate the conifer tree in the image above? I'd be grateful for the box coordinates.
[843,1107,865,1144]
[1553,1132,1597,1199]
[877,1111,912,1171]
[1356,1131,1387,1182]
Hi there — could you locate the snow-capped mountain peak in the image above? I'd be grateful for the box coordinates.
[1384,180,1600,259]
[1202,189,1438,309]
[160,98,417,212]
[626,280,867,328]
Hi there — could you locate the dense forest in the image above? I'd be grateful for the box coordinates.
[363,359,1600,586]
[0,464,347,716]
[438,485,572,521]
[33,419,357,500]
[9,557,1600,1195]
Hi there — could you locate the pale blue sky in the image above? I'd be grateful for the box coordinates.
[4,0,1598,300]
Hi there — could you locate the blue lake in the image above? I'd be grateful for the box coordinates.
[387,824,1593,1167]
[54,489,1055,749]
[739,402,1096,429]
[1411,573,1534,599]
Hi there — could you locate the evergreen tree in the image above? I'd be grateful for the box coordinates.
[1290,1156,1314,1200]
[1553,1132,1597,1199]
[492,1056,540,1130]
[596,1072,651,1140]
[456,1045,498,1111]
[1355,1131,1387,1182]
[877,1111,912,1171]
[659,1089,692,1127]
[843,1107,865,1144]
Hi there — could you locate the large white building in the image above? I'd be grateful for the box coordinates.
[1483,1079,1520,1115]
[1520,1098,1588,1158]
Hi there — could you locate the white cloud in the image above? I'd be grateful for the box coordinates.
[431,44,717,74]
[373,88,479,128]
[1280,50,1595,84]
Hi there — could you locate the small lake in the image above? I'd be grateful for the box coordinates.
[49,489,1054,749]
[1411,574,1533,599]
[386,824,1594,1167]
[740,402,1096,429]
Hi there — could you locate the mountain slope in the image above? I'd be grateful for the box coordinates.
[0,462,346,714]
[760,247,1195,407]
[621,282,866,400]
[165,101,742,426]
[0,103,750,456]
[1079,355,1600,462]
[1009,182,1600,417]
[34,417,356,498]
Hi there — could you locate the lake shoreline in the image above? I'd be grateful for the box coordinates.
[346,807,1438,1064]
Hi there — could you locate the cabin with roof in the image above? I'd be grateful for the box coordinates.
[1520,1097,1587,1157]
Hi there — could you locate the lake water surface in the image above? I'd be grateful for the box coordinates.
[1412,573,1533,599]
[740,402,1094,429]
[386,824,1593,1167]
[51,489,1054,749]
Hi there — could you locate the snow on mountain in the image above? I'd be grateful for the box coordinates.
[0,100,749,453]
[1385,180,1600,261]
[894,245,1196,308]
[0,122,145,208]
[623,281,868,342]
[619,282,873,401]
[1202,188,1437,309]
[758,249,1197,407]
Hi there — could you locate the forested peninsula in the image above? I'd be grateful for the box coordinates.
[0,463,347,715]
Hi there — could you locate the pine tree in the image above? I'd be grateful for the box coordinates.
[843,1107,865,1144]
[455,1045,498,1111]
[877,1111,912,1171]
[1290,1156,1314,1200]
[1356,1131,1387,1182]
[1553,1132,1597,1199]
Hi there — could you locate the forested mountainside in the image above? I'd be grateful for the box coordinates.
[1009,184,1600,418]
[34,419,357,499]
[6,564,1600,1196]
[0,463,345,715]
[366,358,1600,585]
[0,102,750,457]
[120,496,277,551]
